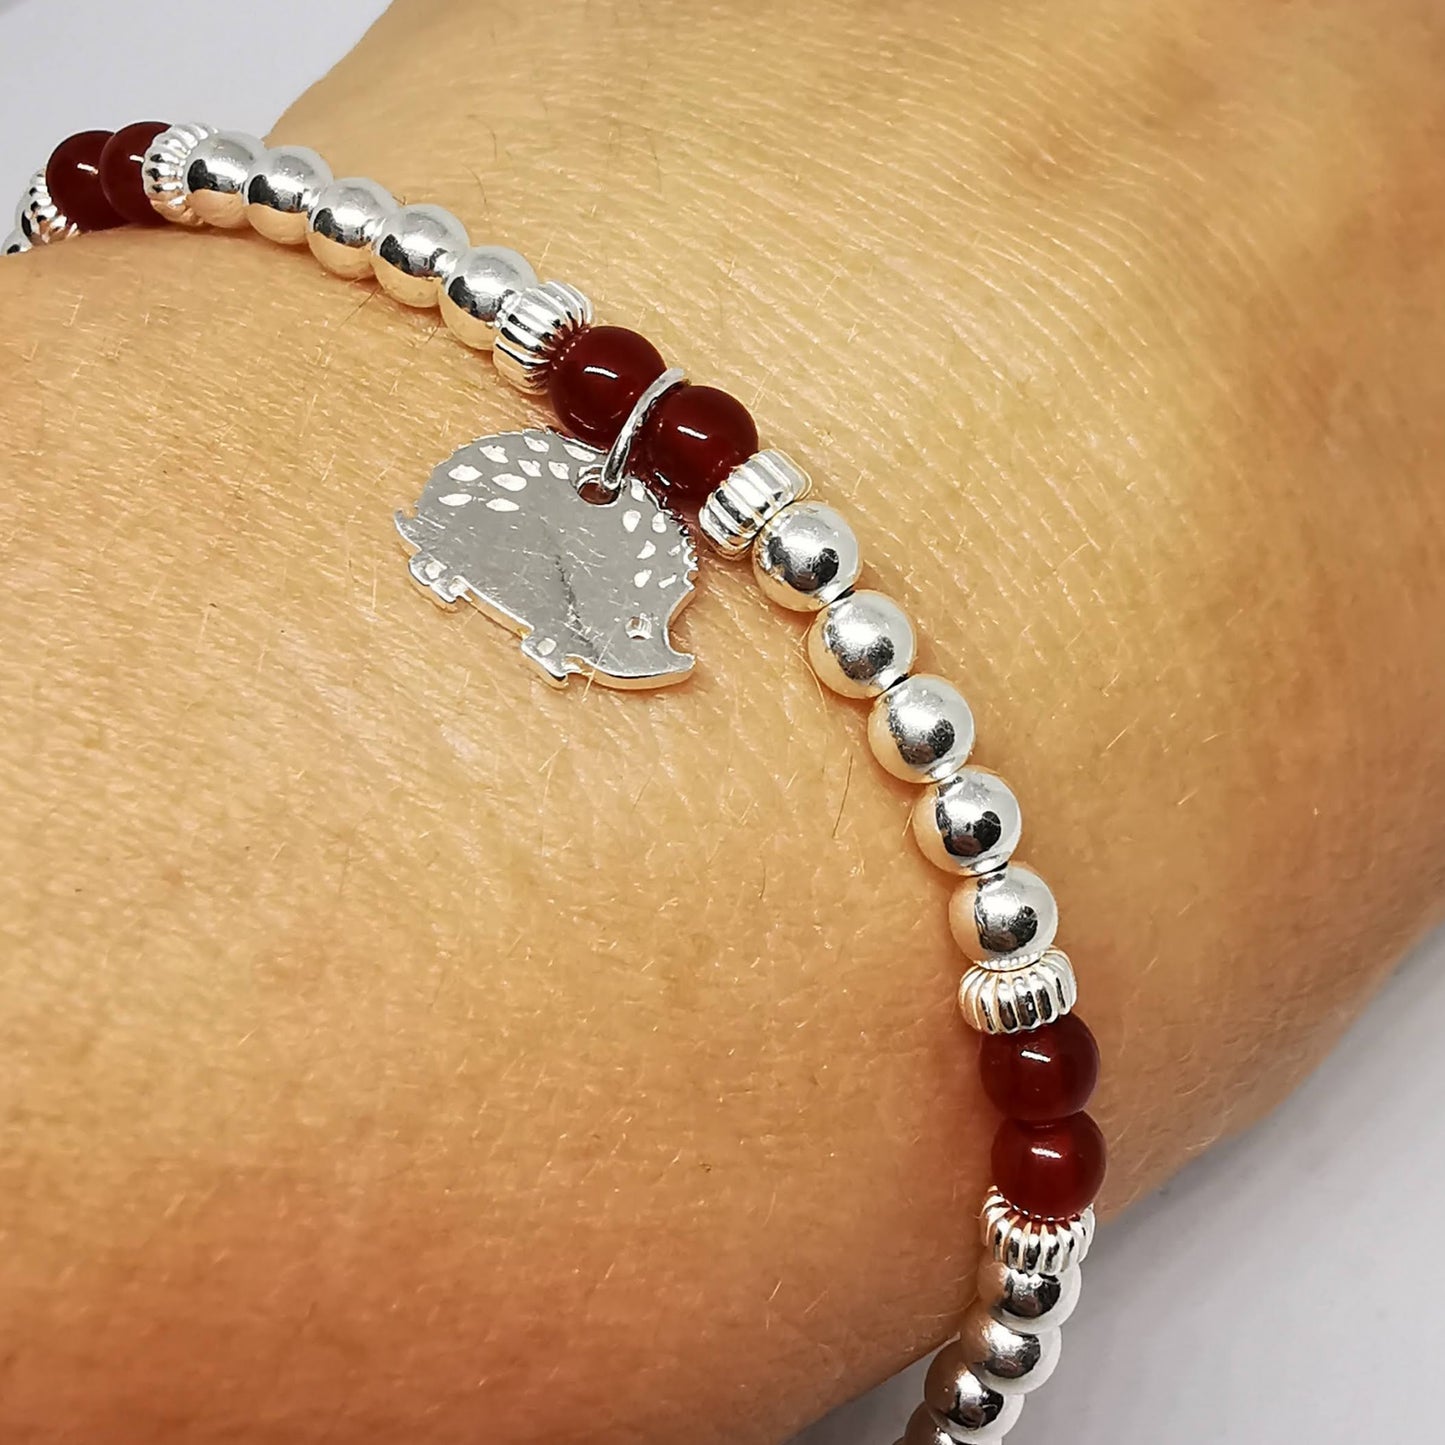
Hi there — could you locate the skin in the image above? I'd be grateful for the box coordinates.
[2,0,1444,1439]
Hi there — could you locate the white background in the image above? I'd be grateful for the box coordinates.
[3,3,1443,1442]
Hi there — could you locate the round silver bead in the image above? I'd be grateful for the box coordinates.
[920,1346,1024,1441]
[699,449,812,559]
[868,674,975,783]
[16,168,76,245]
[958,950,1078,1034]
[912,767,1022,877]
[806,590,915,698]
[982,1188,1096,1275]
[371,203,469,308]
[183,130,266,229]
[242,145,332,244]
[439,245,538,350]
[3,229,30,256]
[957,1300,1060,1396]
[306,177,396,279]
[950,864,1058,965]
[753,501,860,611]
[143,122,215,227]
[492,280,594,392]
[978,1258,1081,1333]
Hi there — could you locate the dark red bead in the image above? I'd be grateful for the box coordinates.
[99,122,169,226]
[548,326,666,449]
[637,383,758,507]
[979,1015,1100,1123]
[992,1113,1107,1219]
[46,130,124,232]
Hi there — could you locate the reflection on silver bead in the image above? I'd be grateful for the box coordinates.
[912,767,1021,877]
[306,177,396,279]
[950,864,1057,965]
[16,169,76,244]
[371,204,469,308]
[753,500,860,611]
[3,228,30,256]
[439,245,538,350]
[978,1258,1081,1332]
[143,122,215,226]
[243,145,332,244]
[958,950,1077,1034]
[958,1300,1060,1396]
[901,1404,958,1445]
[183,131,265,228]
[699,449,812,558]
[806,589,915,698]
[492,280,594,392]
[868,674,975,783]
[982,1188,1095,1275]
[921,1345,1024,1441]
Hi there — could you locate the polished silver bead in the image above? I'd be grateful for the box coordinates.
[183,130,266,229]
[958,950,1078,1034]
[806,589,915,698]
[306,177,396,279]
[3,228,30,256]
[492,280,594,392]
[371,204,469,308]
[950,864,1057,965]
[699,449,812,559]
[15,168,76,244]
[982,1188,1095,1275]
[752,500,860,611]
[958,1300,1060,1396]
[977,1258,1081,1333]
[868,674,975,783]
[912,767,1022,877]
[920,1346,1024,1441]
[439,245,538,350]
[243,145,332,244]
[143,122,215,226]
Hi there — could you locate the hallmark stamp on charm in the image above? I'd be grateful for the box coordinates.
[395,429,697,689]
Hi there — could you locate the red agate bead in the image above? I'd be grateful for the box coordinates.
[99,121,169,226]
[992,1113,1107,1219]
[46,129,124,232]
[637,382,757,506]
[979,1014,1099,1123]
[549,325,666,448]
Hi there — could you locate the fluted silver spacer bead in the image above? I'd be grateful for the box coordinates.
[957,1299,1061,1396]
[144,122,216,226]
[183,130,266,229]
[699,449,812,558]
[3,228,30,256]
[16,169,77,244]
[981,1188,1095,1275]
[243,145,332,245]
[957,949,1077,1034]
[492,280,594,392]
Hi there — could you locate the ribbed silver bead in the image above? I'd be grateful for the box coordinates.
[3,228,30,256]
[698,449,811,558]
[143,122,216,226]
[957,949,1077,1034]
[981,1188,1095,1275]
[492,280,594,392]
[15,168,77,245]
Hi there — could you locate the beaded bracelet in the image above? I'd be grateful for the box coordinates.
[7,123,1108,1444]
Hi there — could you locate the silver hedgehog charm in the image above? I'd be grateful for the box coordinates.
[396,429,698,689]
